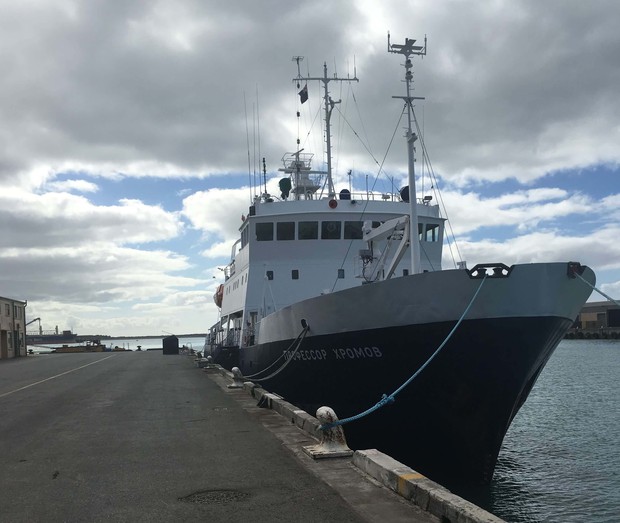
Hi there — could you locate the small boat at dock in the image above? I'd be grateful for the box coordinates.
[52,341,107,353]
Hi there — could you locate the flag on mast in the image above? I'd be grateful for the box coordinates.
[298,84,308,104]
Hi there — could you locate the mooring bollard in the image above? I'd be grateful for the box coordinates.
[227,367,245,388]
[302,406,353,459]
[195,358,208,368]
[201,355,219,372]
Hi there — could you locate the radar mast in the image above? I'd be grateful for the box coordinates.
[293,60,359,198]
[388,33,427,275]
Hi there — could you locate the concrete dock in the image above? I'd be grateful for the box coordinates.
[0,351,502,522]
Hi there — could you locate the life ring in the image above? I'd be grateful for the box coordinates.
[213,284,224,308]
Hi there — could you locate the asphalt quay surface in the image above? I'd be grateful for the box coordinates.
[0,352,437,522]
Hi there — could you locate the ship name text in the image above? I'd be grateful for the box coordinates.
[284,346,383,361]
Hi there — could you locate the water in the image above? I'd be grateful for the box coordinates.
[468,339,620,523]
[104,336,205,352]
[28,336,205,353]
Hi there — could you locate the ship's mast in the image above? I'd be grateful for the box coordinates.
[388,33,426,275]
[294,61,359,198]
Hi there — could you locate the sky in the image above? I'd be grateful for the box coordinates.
[1,0,619,337]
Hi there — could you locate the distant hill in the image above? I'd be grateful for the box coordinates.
[90,333,207,340]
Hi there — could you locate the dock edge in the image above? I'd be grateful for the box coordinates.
[204,363,505,523]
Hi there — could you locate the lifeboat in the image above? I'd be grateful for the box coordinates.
[213,284,224,308]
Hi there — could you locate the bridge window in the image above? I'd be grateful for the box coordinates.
[299,221,318,240]
[321,221,341,240]
[425,224,439,242]
[277,221,295,240]
[292,269,299,280]
[241,227,249,248]
[256,222,273,241]
[338,269,345,279]
[344,221,363,239]
[266,270,274,280]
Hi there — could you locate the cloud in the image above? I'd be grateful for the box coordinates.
[7,244,214,336]
[0,184,199,334]
[182,186,251,239]
[0,245,197,302]
[45,179,99,193]
[439,187,594,235]
[600,280,620,301]
[1,1,618,187]
[1,1,619,335]
[0,189,183,248]
[450,225,620,272]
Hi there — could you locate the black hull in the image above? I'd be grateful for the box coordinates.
[239,315,570,486]
[209,345,239,370]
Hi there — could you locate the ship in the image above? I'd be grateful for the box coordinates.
[26,324,78,345]
[204,35,595,486]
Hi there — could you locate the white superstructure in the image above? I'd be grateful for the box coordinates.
[208,38,444,351]
[212,183,444,349]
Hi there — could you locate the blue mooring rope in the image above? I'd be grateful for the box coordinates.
[320,274,488,431]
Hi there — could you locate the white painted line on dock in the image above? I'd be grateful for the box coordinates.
[0,355,116,399]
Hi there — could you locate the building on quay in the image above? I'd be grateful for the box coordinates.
[0,296,27,359]
[566,300,620,339]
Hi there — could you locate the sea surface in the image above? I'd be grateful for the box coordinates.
[28,337,618,522]
[465,339,619,523]
[28,336,205,353]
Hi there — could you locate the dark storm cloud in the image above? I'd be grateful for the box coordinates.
[2,1,618,186]
[0,0,371,184]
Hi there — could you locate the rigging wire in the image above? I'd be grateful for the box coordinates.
[253,102,257,191]
[351,87,375,167]
[335,81,356,182]
[256,84,261,191]
[293,64,450,288]
[299,106,322,156]
[575,272,620,307]
[333,102,406,194]
[421,106,425,195]
[243,92,253,199]
[331,86,463,270]
[296,72,325,192]
[329,105,407,292]
[334,79,344,177]
[411,109,463,267]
